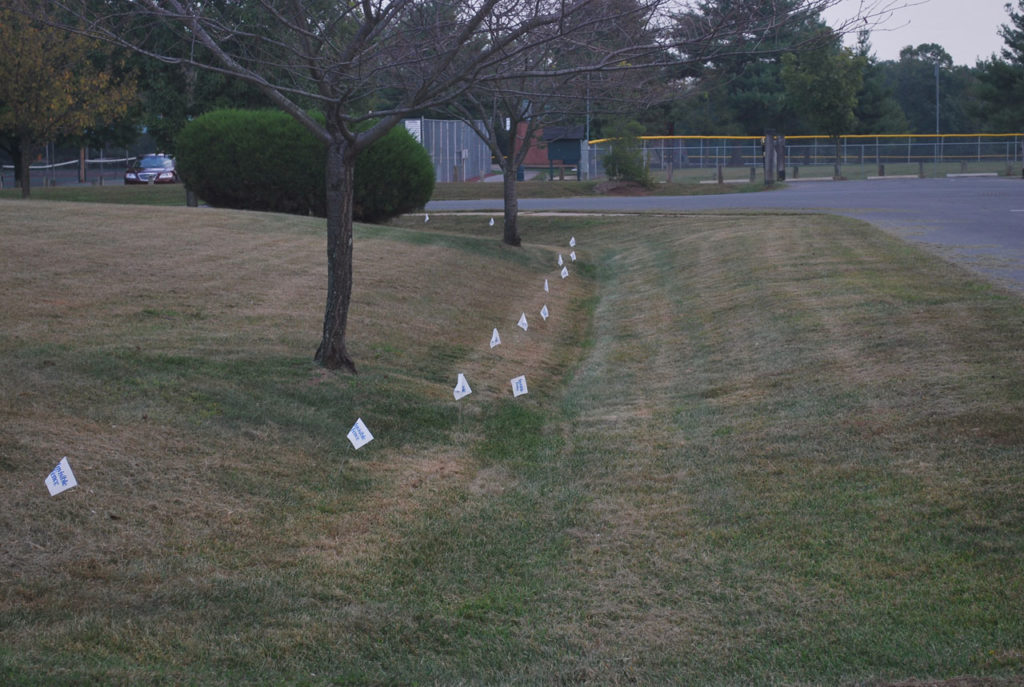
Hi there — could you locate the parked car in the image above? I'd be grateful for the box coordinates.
[124,154,179,184]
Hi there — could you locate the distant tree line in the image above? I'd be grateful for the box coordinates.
[640,0,1024,138]
[4,0,1021,371]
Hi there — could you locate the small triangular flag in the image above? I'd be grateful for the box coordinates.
[540,305,549,320]
[46,457,78,496]
[570,251,577,262]
[561,266,569,279]
[490,328,501,348]
[569,236,576,247]
[489,217,495,226]
[544,279,549,293]
[424,213,430,223]
[511,375,528,397]
[347,418,374,449]
[517,313,528,331]
[453,373,472,400]
[558,254,564,266]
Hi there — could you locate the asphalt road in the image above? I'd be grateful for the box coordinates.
[427,177,1024,294]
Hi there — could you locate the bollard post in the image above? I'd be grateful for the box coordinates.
[878,163,885,177]
[749,166,755,183]
[918,161,925,178]
[717,164,723,184]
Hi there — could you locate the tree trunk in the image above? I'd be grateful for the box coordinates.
[501,162,521,246]
[314,135,358,373]
[18,133,32,198]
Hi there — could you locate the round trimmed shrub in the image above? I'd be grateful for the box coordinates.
[353,125,434,223]
[175,109,325,216]
[175,109,434,222]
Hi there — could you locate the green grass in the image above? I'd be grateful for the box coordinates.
[0,183,189,205]
[2,199,1023,684]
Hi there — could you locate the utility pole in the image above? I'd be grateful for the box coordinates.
[934,63,940,165]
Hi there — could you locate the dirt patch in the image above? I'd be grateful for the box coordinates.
[594,180,652,196]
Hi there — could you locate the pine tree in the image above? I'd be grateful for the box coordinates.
[976,0,1024,131]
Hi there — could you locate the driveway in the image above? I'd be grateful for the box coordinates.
[427,177,1024,294]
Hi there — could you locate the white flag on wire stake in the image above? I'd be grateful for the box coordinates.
[511,375,529,397]
[517,313,528,331]
[453,373,472,400]
[540,305,549,320]
[569,236,576,247]
[45,457,78,496]
[490,328,501,348]
[489,217,495,226]
[424,213,430,223]
[544,279,549,293]
[558,254,564,266]
[347,418,374,449]
[570,251,577,262]
[561,266,569,279]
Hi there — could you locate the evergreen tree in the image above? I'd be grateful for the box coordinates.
[669,0,830,134]
[976,0,1024,131]
[851,32,908,134]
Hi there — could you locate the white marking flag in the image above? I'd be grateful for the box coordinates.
[561,266,569,279]
[540,305,549,320]
[424,213,430,223]
[490,328,501,348]
[569,236,576,247]
[489,217,495,226]
[558,254,564,266]
[347,418,374,449]
[517,313,529,331]
[570,251,577,262]
[46,457,77,496]
[453,373,472,400]
[511,375,528,397]
[544,279,549,293]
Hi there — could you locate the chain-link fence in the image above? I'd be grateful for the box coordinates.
[1,153,135,189]
[403,118,492,183]
[581,134,1024,181]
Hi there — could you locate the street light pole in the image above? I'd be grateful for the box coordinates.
[934,62,940,166]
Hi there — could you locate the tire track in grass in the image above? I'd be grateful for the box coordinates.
[552,213,1024,683]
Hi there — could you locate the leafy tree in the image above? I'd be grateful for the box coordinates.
[0,5,136,196]
[880,43,981,134]
[781,33,864,172]
[976,0,1024,132]
[601,119,653,185]
[131,49,274,154]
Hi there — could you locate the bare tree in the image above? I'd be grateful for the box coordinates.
[440,0,910,246]
[23,0,904,372]
[441,0,666,246]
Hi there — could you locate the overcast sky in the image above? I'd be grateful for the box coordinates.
[822,0,1012,65]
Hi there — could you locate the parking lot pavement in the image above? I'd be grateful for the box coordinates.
[428,177,1024,295]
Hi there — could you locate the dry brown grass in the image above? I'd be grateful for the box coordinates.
[4,200,1023,684]
[0,200,590,632]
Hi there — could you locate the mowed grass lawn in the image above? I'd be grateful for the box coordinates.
[1,199,1023,685]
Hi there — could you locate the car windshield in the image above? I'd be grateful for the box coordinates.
[139,156,172,170]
